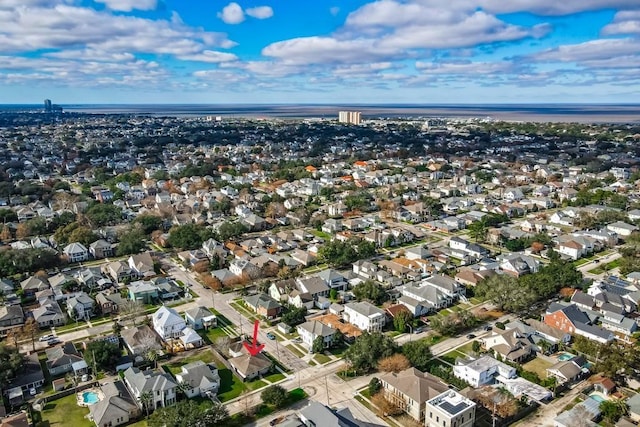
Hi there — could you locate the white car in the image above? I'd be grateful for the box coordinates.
[38,334,54,342]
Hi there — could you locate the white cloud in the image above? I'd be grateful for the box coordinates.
[330,6,340,16]
[532,38,640,63]
[218,2,245,24]
[246,6,273,20]
[177,50,238,63]
[93,0,157,12]
[0,5,235,55]
[602,10,640,35]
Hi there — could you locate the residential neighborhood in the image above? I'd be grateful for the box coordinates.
[1,112,640,426]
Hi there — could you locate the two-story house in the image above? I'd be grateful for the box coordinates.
[66,292,95,320]
[152,306,186,341]
[0,305,24,337]
[452,355,516,387]
[123,367,177,411]
[378,367,449,424]
[175,361,220,398]
[45,342,88,377]
[243,293,282,319]
[343,301,386,332]
[63,242,89,263]
[296,320,337,353]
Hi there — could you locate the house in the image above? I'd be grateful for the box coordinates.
[0,305,24,337]
[32,301,66,328]
[175,361,220,398]
[128,280,158,304]
[499,254,539,277]
[454,268,494,287]
[228,353,272,381]
[627,393,640,423]
[296,276,330,299]
[229,259,261,279]
[543,303,614,343]
[184,306,216,330]
[378,367,449,423]
[152,306,186,341]
[88,380,140,427]
[179,327,204,349]
[343,301,386,332]
[453,355,516,387]
[315,269,348,291]
[557,240,586,260]
[554,397,601,427]
[546,358,586,384]
[128,253,155,278]
[243,293,282,319]
[3,354,45,405]
[63,242,89,263]
[45,342,88,377]
[20,276,49,297]
[353,260,378,279]
[95,292,122,315]
[102,261,135,284]
[202,238,227,258]
[422,275,465,299]
[426,390,476,427]
[123,367,177,411]
[0,412,29,427]
[76,267,105,290]
[121,325,163,356]
[482,328,533,363]
[606,221,638,238]
[298,400,365,427]
[66,292,95,320]
[89,239,114,259]
[296,320,337,353]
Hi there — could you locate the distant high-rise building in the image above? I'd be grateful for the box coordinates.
[338,111,362,125]
[44,99,52,112]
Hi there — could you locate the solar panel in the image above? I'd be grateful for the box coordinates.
[439,400,470,415]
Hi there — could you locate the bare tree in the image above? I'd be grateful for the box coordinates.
[23,318,38,352]
[213,336,231,357]
[120,300,145,326]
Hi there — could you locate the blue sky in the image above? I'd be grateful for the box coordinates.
[1,0,640,104]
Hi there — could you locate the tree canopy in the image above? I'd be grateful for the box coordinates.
[168,224,213,250]
[353,280,388,305]
[148,400,229,427]
[344,332,398,374]
[261,385,288,408]
[85,340,121,372]
[401,340,433,371]
[0,344,24,390]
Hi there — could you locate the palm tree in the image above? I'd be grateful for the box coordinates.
[176,381,191,400]
[139,391,153,419]
[538,339,552,355]
[145,349,158,369]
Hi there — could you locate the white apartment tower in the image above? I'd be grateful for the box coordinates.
[338,111,362,125]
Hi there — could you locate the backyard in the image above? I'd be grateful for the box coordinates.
[522,357,554,379]
[36,393,91,427]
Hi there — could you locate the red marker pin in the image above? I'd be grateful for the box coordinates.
[243,319,265,356]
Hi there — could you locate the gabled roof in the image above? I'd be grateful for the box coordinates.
[152,306,184,328]
[124,367,177,394]
[379,367,448,405]
[547,303,590,326]
[88,380,137,427]
[297,320,336,338]
[228,353,272,378]
[244,293,282,310]
[45,342,84,369]
[345,301,385,318]
[184,306,214,321]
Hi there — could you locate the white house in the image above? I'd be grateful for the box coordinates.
[152,306,186,340]
[63,242,89,263]
[296,320,337,352]
[606,221,638,238]
[343,301,386,332]
[452,355,516,388]
[123,367,177,411]
[175,361,220,398]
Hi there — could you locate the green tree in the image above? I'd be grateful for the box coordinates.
[475,274,537,313]
[0,343,24,391]
[281,306,307,327]
[139,391,153,419]
[85,203,123,226]
[86,340,121,372]
[393,310,413,333]
[169,224,213,250]
[600,400,627,423]
[353,280,388,305]
[329,288,338,301]
[216,221,248,241]
[344,332,398,374]
[117,227,147,256]
[401,340,432,371]
[368,377,381,395]
[467,220,488,243]
[133,214,163,235]
[312,336,325,354]
[261,385,288,408]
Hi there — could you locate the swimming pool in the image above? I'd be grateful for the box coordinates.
[557,353,575,362]
[589,394,605,403]
[82,391,100,405]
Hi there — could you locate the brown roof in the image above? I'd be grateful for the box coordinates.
[385,304,411,319]
[313,313,362,338]
[0,412,29,427]
[379,368,448,404]
[228,353,272,377]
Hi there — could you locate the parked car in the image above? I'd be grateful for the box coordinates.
[39,334,54,342]
[47,338,62,346]
[266,333,276,340]
[466,334,476,339]
[483,325,492,331]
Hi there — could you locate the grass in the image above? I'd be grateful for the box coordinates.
[247,379,268,391]
[327,346,347,357]
[127,420,148,427]
[37,393,91,427]
[285,344,305,358]
[522,357,554,379]
[455,341,478,356]
[197,327,231,345]
[313,353,331,364]
[264,372,285,383]
[163,349,216,375]
[310,230,332,240]
[230,301,259,322]
[440,350,465,365]
[217,361,248,402]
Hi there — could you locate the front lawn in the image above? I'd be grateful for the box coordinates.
[314,353,331,364]
[264,372,285,383]
[37,393,91,427]
[440,350,465,365]
[247,379,267,391]
[285,344,305,358]
[217,362,247,402]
